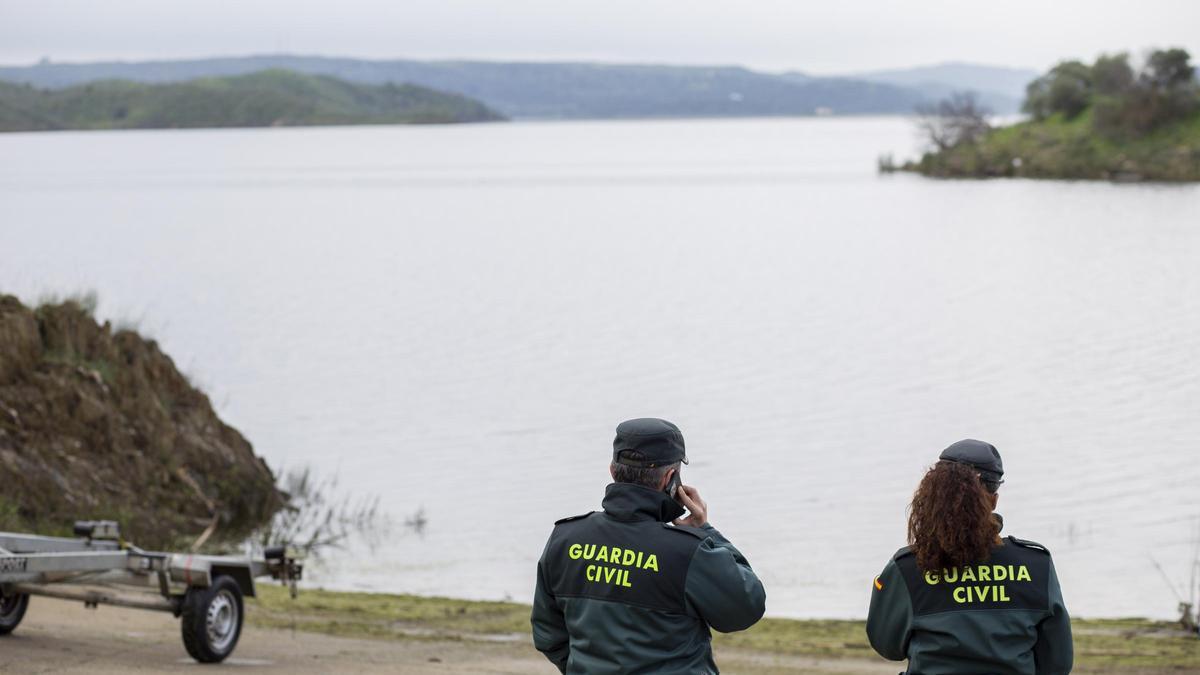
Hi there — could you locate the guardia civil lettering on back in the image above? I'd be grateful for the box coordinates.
[530,418,766,674]
[867,439,1074,674]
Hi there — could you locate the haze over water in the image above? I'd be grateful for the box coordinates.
[2,118,1198,618]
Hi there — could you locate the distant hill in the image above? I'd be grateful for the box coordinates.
[0,55,1032,119]
[850,62,1039,113]
[0,69,503,132]
[852,62,1038,98]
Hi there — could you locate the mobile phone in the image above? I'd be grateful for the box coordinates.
[665,471,682,503]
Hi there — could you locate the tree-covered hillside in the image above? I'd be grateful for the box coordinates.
[899,49,1200,181]
[0,69,504,132]
[0,55,1022,118]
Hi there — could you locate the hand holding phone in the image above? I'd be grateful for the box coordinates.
[672,484,709,528]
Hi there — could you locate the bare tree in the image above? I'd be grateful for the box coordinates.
[915,92,991,151]
[250,466,391,561]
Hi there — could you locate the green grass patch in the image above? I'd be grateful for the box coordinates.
[1072,618,1200,667]
[713,617,873,656]
[251,585,531,637]
[248,586,1200,667]
[0,498,24,532]
[0,497,74,538]
[40,348,117,385]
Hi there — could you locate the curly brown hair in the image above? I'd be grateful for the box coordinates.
[907,460,1000,573]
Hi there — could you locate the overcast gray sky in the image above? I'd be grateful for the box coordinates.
[2,0,1198,74]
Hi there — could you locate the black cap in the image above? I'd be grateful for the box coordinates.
[612,418,688,468]
[939,439,1004,488]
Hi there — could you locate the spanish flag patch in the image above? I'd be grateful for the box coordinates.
[873,576,883,591]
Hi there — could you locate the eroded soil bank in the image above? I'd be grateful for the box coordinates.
[0,294,279,547]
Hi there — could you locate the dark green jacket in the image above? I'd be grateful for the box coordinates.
[531,483,766,674]
[866,534,1073,674]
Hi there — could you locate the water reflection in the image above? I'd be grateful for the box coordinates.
[1,119,1198,617]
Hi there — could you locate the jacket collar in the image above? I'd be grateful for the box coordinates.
[602,482,685,523]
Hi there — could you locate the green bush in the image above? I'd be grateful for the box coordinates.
[1024,60,1093,120]
[1021,48,1198,138]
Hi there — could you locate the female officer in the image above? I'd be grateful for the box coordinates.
[866,439,1073,674]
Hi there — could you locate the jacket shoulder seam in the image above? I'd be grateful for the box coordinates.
[554,511,595,525]
[1008,536,1051,555]
[661,523,710,540]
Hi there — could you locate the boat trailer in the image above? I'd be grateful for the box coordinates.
[0,521,301,663]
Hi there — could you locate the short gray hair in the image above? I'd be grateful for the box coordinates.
[610,458,679,489]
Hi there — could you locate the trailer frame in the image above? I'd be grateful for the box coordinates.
[0,521,301,663]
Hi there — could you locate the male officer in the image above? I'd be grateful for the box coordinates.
[531,418,766,674]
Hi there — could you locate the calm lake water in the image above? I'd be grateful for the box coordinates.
[2,118,1199,619]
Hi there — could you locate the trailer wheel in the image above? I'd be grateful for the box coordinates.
[0,590,29,635]
[180,576,243,663]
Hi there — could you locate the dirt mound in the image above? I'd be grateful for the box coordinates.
[0,294,280,548]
